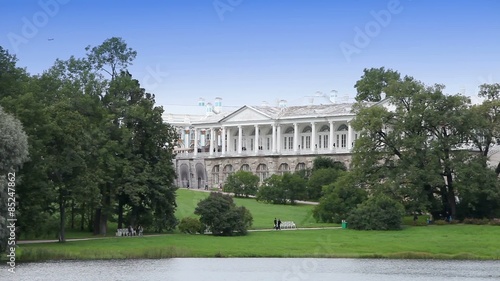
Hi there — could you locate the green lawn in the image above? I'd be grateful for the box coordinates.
[176,189,333,229]
[17,224,500,261]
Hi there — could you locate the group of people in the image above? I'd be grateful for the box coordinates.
[127,225,144,236]
[273,218,282,230]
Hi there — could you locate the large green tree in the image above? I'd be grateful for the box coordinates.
[0,106,29,252]
[351,72,495,219]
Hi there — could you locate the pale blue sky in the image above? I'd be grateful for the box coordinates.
[1,0,499,113]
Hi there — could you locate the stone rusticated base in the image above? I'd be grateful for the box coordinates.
[175,153,352,189]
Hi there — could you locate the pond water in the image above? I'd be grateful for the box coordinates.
[2,258,499,281]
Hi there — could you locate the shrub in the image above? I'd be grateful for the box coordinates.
[463,218,490,225]
[313,182,367,223]
[490,219,500,226]
[195,192,253,236]
[347,194,404,230]
[434,220,448,225]
[178,217,204,234]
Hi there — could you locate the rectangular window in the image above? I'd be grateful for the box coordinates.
[306,136,311,149]
[341,134,347,148]
[289,137,293,150]
[324,135,329,149]
[267,138,270,150]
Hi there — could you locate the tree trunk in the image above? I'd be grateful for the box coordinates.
[80,202,85,231]
[59,189,66,242]
[70,199,75,229]
[93,208,101,235]
[446,173,457,219]
[117,198,124,229]
[99,212,107,236]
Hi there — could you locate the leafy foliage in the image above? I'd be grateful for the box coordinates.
[347,194,405,230]
[313,172,367,223]
[0,105,29,252]
[0,38,178,241]
[354,67,401,102]
[351,70,500,220]
[223,170,259,197]
[194,192,253,236]
[312,156,347,171]
[256,173,307,205]
[178,217,205,234]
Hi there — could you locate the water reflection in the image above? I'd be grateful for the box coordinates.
[2,258,499,281]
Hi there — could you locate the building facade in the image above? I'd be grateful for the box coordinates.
[170,99,364,189]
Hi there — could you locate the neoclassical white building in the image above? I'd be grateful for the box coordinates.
[165,96,500,189]
[167,96,366,189]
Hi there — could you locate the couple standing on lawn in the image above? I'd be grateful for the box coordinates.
[273,218,281,230]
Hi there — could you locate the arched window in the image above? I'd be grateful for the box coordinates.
[283,126,294,150]
[240,164,250,172]
[336,124,348,148]
[256,164,268,183]
[223,164,233,182]
[295,162,306,172]
[301,126,312,149]
[318,125,330,149]
[212,165,220,185]
[278,163,290,175]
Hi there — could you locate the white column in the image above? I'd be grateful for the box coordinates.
[254,124,259,155]
[276,125,281,153]
[238,125,243,154]
[221,127,226,155]
[347,123,352,150]
[329,121,334,151]
[293,123,299,153]
[194,128,199,156]
[311,122,316,152]
[226,127,231,153]
[272,124,277,153]
[209,128,215,156]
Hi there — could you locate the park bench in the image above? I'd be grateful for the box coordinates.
[280,221,296,229]
[116,228,136,236]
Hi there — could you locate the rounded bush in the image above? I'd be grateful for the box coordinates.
[347,194,404,230]
[178,217,204,234]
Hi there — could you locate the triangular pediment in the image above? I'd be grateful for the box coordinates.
[220,106,272,123]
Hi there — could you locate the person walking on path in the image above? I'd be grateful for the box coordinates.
[277,219,282,230]
[274,218,277,230]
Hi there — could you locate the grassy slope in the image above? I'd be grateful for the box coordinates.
[175,189,333,229]
[18,225,500,261]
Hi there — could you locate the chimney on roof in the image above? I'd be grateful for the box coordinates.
[213,97,222,114]
[206,102,214,116]
[198,98,205,107]
[330,90,337,104]
[278,99,287,108]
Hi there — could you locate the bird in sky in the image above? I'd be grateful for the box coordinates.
[48,38,54,41]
